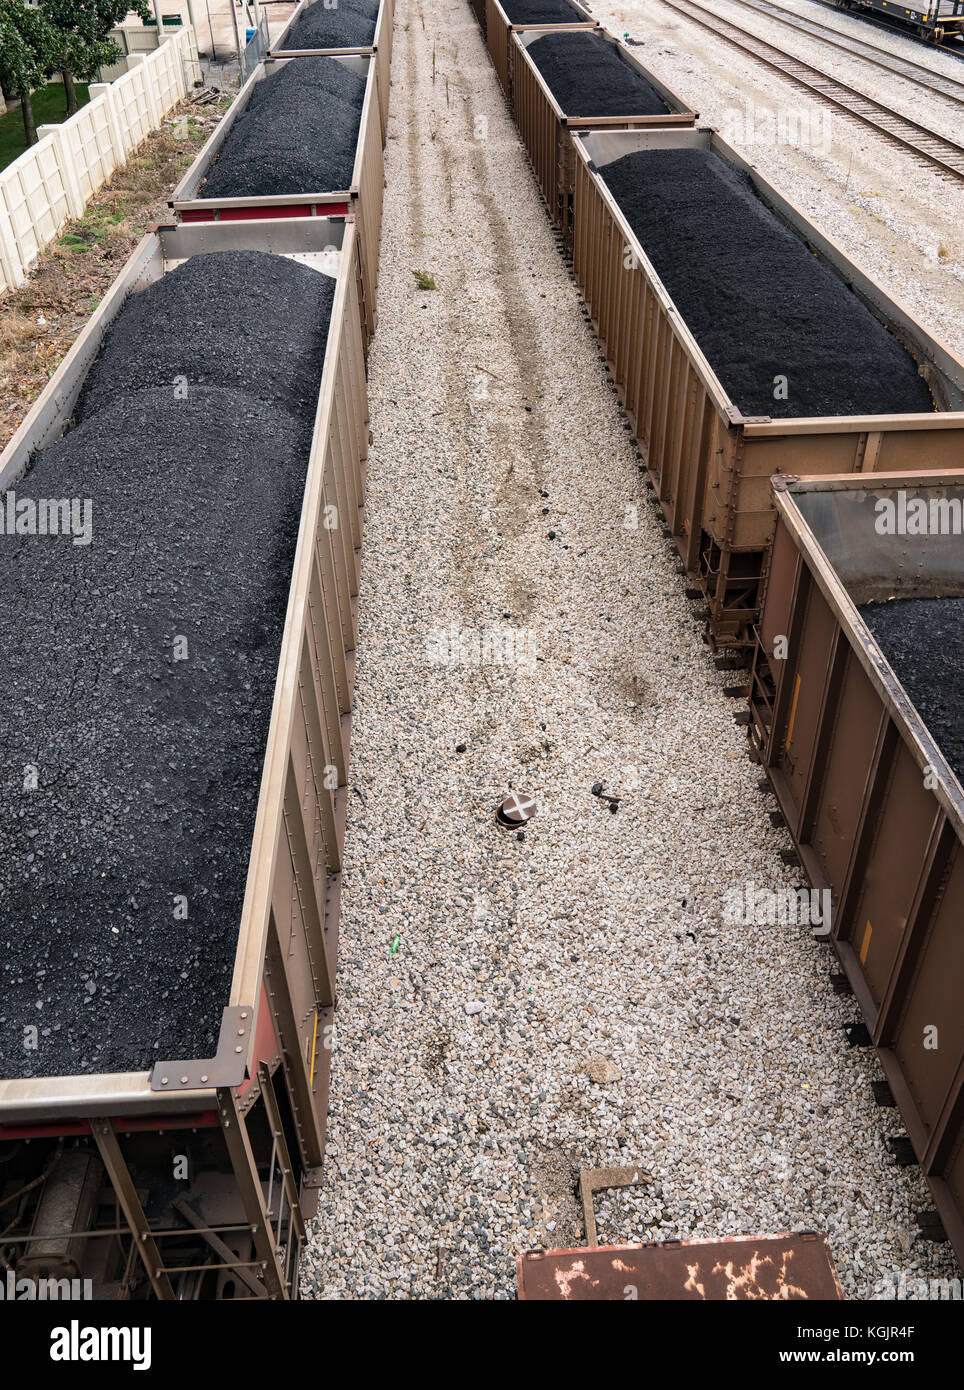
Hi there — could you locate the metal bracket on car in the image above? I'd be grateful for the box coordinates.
[150,1005,255,1092]
[580,1165,657,1247]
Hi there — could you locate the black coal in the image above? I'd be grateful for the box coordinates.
[79,251,335,424]
[202,58,365,199]
[281,0,378,50]
[524,30,670,116]
[499,0,587,22]
[599,149,934,418]
[859,597,964,785]
[0,247,336,1080]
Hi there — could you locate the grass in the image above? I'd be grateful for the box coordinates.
[412,269,437,290]
[57,201,131,253]
[0,82,91,172]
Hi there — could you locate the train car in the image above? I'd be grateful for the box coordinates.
[510,29,696,237]
[0,217,369,1300]
[748,471,964,1263]
[169,55,384,340]
[484,0,597,98]
[570,126,964,650]
[835,0,964,45]
[267,0,394,140]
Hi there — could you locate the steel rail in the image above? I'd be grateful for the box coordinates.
[659,0,964,177]
[720,0,964,98]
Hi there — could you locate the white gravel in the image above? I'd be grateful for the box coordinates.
[300,0,963,1299]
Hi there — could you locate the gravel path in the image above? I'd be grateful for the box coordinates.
[301,0,962,1299]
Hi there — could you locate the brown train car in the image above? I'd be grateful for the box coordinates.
[268,0,394,140]
[571,128,964,650]
[484,0,596,98]
[511,29,696,238]
[749,471,964,1263]
[170,55,385,341]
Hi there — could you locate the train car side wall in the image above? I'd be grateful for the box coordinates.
[753,481,964,1264]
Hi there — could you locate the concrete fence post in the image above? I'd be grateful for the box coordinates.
[88,82,128,167]
[36,124,85,220]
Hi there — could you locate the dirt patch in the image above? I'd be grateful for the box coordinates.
[0,94,230,453]
[530,1149,583,1247]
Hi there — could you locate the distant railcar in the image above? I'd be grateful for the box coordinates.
[834,0,964,45]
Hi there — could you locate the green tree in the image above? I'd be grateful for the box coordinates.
[0,0,58,146]
[42,0,150,114]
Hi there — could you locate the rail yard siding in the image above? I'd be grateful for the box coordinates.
[0,28,200,296]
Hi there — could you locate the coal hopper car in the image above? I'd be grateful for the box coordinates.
[0,217,368,1299]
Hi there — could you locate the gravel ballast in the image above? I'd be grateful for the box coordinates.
[79,251,335,424]
[598,148,935,418]
[0,385,313,1079]
[300,0,961,1301]
[281,0,379,49]
[202,58,365,199]
[859,597,964,784]
[524,30,671,115]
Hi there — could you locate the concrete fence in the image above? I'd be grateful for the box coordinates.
[0,27,201,295]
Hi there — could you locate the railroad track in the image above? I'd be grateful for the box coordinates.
[720,0,964,101]
[658,0,964,178]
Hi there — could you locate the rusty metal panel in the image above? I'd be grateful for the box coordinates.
[757,472,964,1265]
[571,127,964,648]
[518,1233,843,1300]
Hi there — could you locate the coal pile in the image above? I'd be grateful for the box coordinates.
[600,149,934,418]
[500,0,586,21]
[0,249,336,1080]
[202,58,365,200]
[244,50,367,116]
[79,251,335,424]
[859,596,964,786]
[524,31,671,116]
[281,0,378,50]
